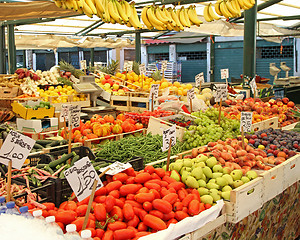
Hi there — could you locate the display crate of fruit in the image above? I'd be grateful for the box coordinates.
[11,100,55,120]
[282,154,300,189]
[251,116,279,131]
[48,93,90,110]
[147,112,197,141]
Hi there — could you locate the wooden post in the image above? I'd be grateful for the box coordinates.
[68,124,72,154]
[151,93,154,112]
[6,160,12,202]
[218,99,222,125]
[63,118,67,140]
[190,99,193,113]
[241,126,245,150]
[166,138,172,172]
[82,180,98,230]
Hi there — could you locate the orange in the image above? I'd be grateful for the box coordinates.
[173,81,180,87]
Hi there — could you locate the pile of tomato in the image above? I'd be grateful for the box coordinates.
[26,166,212,240]
[125,110,174,127]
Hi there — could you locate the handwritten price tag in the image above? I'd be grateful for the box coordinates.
[149,84,159,100]
[213,84,228,102]
[249,78,257,94]
[187,88,195,100]
[0,131,35,169]
[60,104,71,122]
[221,69,229,79]
[80,60,87,70]
[240,112,253,133]
[195,72,204,87]
[139,63,146,76]
[69,105,81,129]
[161,60,168,72]
[123,62,128,71]
[162,125,176,152]
[65,157,103,202]
[100,161,132,175]
[127,61,133,72]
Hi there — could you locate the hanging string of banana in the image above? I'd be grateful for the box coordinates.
[53,0,143,29]
[141,5,202,31]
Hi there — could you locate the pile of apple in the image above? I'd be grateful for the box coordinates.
[167,154,258,204]
[221,97,297,126]
[245,128,299,162]
[96,74,130,96]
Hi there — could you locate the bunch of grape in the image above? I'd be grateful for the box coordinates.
[182,108,240,149]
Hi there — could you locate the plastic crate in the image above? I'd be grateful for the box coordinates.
[127,156,144,171]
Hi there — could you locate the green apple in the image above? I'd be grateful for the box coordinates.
[222,174,234,185]
[197,154,208,162]
[200,195,213,205]
[170,170,181,182]
[246,170,258,180]
[191,167,204,180]
[212,172,223,179]
[233,180,244,188]
[206,157,218,168]
[203,166,213,179]
[198,187,209,196]
[209,189,221,202]
[221,191,231,200]
[222,185,232,192]
[216,177,228,187]
[230,170,243,181]
[241,176,250,184]
[198,179,207,188]
[181,171,190,183]
[213,165,223,173]
[172,161,183,173]
[186,176,199,189]
[196,162,206,168]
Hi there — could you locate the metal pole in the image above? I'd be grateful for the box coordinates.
[7,25,16,74]
[23,50,26,68]
[210,36,215,82]
[243,1,257,81]
[135,32,141,63]
[0,26,5,73]
[90,48,94,67]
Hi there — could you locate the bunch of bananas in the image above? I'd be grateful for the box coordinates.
[141,5,202,31]
[214,0,256,19]
[203,3,220,22]
[53,0,143,29]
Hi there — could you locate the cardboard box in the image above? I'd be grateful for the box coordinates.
[11,100,55,120]
[17,118,58,133]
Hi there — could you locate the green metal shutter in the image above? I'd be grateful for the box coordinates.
[147,45,169,54]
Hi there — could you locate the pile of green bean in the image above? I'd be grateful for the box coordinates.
[95,134,184,164]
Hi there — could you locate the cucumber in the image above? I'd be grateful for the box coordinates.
[70,155,80,166]
[48,152,76,169]
[48,140,61,147]
[36,140,53,146]
[44,165,54,175]
[33,143,44,149]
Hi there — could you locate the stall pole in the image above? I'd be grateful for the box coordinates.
[23,50,26,68]
[90,48,95,67]
[0,26,6,74]
[7,24,16,74]
[135,32,141,63]
[243,1,257,82]
[210,36,215,82]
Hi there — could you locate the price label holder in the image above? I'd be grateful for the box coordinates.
[162,125,176,171]
[69,105,81,129]
[240,112,253,133]
[221,69,229,84]
[65,157,103,202]
[80,60,87,75]
[161,60,168,78]
[100,161,132,175]
[123,62,128,72]
[249,78,257,99]
[139,63,146,76]
[195,72,204,89]
[213,84,228,103]
[187,88,195,113]
[127,61,133,72]
[0,130,35,201]
[60,104,71,122]
[149,84,159,111]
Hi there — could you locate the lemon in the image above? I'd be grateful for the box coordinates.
[186,83,193,90]
[49,86,54,90]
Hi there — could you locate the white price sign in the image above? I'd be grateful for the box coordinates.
[127,61,133,72]
[221,69,229,79]
[249,78,257,94]
[80,60,87,70]
[187,88,195,100]
[0,131,35,169]
[139,63,146,76]
[123,62,128,72]
[240,112,253,133]
[213,84,228,102]
[161,60,168,72]
[149,84,159,100]
[65,157,103,202]
[60,104,71,122]
[69,105,81,129]
[162,125,176,152]
[195,72,204,87]
[100,161,132,175]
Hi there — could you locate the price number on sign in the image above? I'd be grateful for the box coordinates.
[213,84,228,102]
[65,157,103,202]
[80,60,87,70]
[161,60,168,72]
[195,72,204,87]
[100,161,132,175]
[187,88,195,100]
[249,78,257,94]
[60,104,71,122]
[139,63,146,76]
[162,125,176,152]
[69,105,81,129]
[240,112,253,133]
[0,131,35,169]
[221,69,229,79]
[149,84,159,100]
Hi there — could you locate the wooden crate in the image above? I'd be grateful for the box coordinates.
[260,163,285,203]
[282,121,299,130]
[83,128,146,149]
[282,154,300,189]
[129,92,149,111]
[225,177,263,223]
[0,86,20,98]
[49,93,90,110]
[110,94,130,111]
[252,117,279,131]
[22,130,59,140]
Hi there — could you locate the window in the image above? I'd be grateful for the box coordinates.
[124,49,135,61]
[177,51,207,60]
[148,53,169,63]
[256,46,293,59]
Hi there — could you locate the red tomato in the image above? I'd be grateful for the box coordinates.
[175,211,189,221]
[126,177,135,184]
[126,194,135,200]
[160,181,169,188]
[160,187,170,198]
[138,222,148,231]
[142,202,152,212]
[144,165,155,174]
[108,221,127,231]
[56,222,64,232]
[102,229,114,240]
[110,206,123,221]
[137,187,149,194]
[94,203,107,221]
[178,189,188,201]
[182,194,195,207]
[123,203,135,220]
[167,182,185,191]
[188,200,200,216]
[173,202,183,211]
[149,210,163,219]
[134,172,152,184]
[64,201,77,211]
[163,193,178,205]
[154,168,165,178]
[48,210,57,217]
[113,173,129,182]
[115,198,125,208]
[120,184,141,196]
[151,173,161,179]
[162,176,176,184]
[113,229,136,240]
[167,218,178,227]
[144,182,161,191]
[133,207,147,221]
[149,189,160,199]
[135,193,155,203]
[145,179,162,186]
[152,199,172,214]
[106,180,122,192]
[56,210,76,225]
[143,214,167,231]
[105,195,116,213]
[95,186,107,196]
[76,204,88,217]
[205,203,212,209]
[127,214,140,228]
[109,190,120,199]
[95,229,104,238]
[124,167,136,177]
[42,202,55,211]
[191,189,201,202]
[125,200,143,209]
[163,211,175,221]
